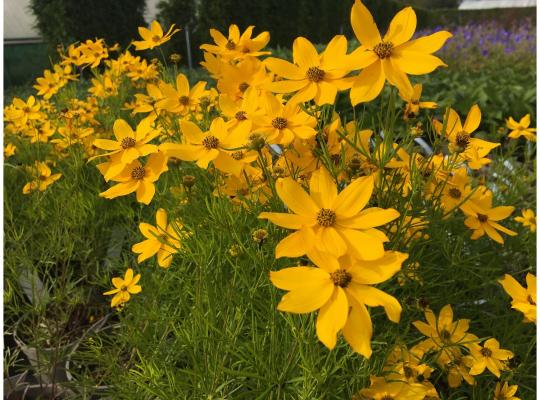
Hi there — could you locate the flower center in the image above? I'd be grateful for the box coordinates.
[121,137,136,149]
[403,366,414,379]
[202,135,219,149]
[317,208,336,227]
[478,214,488,223]
[272,117,288,130]
[373,41,393,59]
[226,40,236,50]
[480,347,492,357]
[440,329,452,342]
[120,285,128,291]
[455,132,471,149]
[238,82,249,92]
[152,35,161,43]
[131,166,146,180]
[231,151,244,160]
[381,396,394,400]
[179,95,190,106]
[448,188,462,199]
[235,111,247,121]
[306,66,325,82]
[330,268,352,288]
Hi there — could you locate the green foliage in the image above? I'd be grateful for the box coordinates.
[29,0,146,47]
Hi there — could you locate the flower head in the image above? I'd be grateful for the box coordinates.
[133,21,180,51]
[103,268,142,308]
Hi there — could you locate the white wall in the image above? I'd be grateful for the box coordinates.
[459,0,536,9]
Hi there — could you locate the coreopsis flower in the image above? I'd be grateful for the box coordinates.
[499,273,536,324]
[413,304,478,351]
[346,1,452,104]
[514,209,536,232]
[79,39,109,68]
[439,167,474,214]
[357,376,428,400]
[200,25,270,61]
[159,118,251,176]
[34,69,63,99]
[61,43,85,66]
[506,114,536,141]
[158,74,208,115]
[438,350,475,388]
[27,121,55,143]
[462,189,517,244]
[22,161,62,194]
[264,36,351,105]
[131,84,164,115]
[434,105,500,170]
[467,338,513,378]
[493,381,520,400]
[98,152,168,204]
[132,208,182,268]
[270,249,406,357]
[219,87,263,130]
[4,143,16,159]
[9,96,41,125]
[252,93,317,145]
[383,346,436,393]
[216,58,272,101]
[259,167,399,260]
[399,83,437,119]
[103,268,141,308]
[89,74,118,98]
[92,118,159,180]
[133,20,180,51]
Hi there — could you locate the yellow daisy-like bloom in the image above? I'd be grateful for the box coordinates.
[22,161,62,194]
[216,58,272,102]
[79,39,109,68]
[499,273,536,324]
[4,143,16,159]
[132,208,182,268]
[92,118,159,180]
[434,105,500,170]
[159,118,251,176]
[259,167,399,260]
[493,381,520,400]
[467,338,513,378]
[98,152,168,205]
[347,0,452,105]
[463,188,517,244]
[399,83,437,119]
[264,35,351,105]
[506,114,536,142]
[103,268,142,308]
[157,73,208,115]
[413,304,478,351]
[10,96,41,125]
[200,25,270,61]
[514,209,536,232]
[358,376,428,400]
[252,93,317,145]
[133,20,180,51]
[270,249,406,357]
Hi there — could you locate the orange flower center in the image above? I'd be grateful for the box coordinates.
[152,35,161,42]
[272,117,288,130]
[179,95,190,106]
[477,214,488,223]
[231,151,244,160]
[455,132,471,150]
[225,39,236,50]
[238,82,249,92]
[439,329,452,342]
[202,135,219,149]
[480,347,492,357]
[448,188,462,199]
[373,41,393,59]
[330,268,352,288]
[306,66,325,82]
[121,137,136,149]
[235,111,247,121]
[317,208,336,227]
[131,166,146,180]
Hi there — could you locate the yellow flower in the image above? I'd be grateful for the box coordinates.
[216,58,271,102]
[160,118,251,176]
[252,93,317,145]
[439,167,474,214]
[463,188,517,244]
[4,143,16,158]
[103,268,141,308]
[98,152,168,204]
[79,39,109,68]
[10,96,41,125]
[434,105,500,170]
[467,338,513,378]
[493,381,520,400]
[264,36,351,105]
[499,273,536,324]
[157,74,208,115]
[399,83,437,119]
[270,249,406,357]
[259,167,399,260]
[347,1,451,104]
[358,376,429,399]
[200,25,270,61]
[22,161,62,194]
[514,209,536,232]
[413,304,477,351]
[92,118,159,180]
[133,20,180,51]
[506,114,536,142]
[132,208,182,268]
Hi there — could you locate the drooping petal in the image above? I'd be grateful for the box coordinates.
[350,61,385,105]
[275,228,316,258]
[316,287,349,349]
[342,300,373,358]
[348,251,407,285]
[339,228,385,261]
[347,283,402,323]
